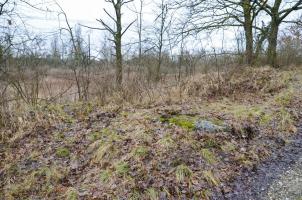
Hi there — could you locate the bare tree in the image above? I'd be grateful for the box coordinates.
[153,0,171,81]
[97,0,135,86]
[0,0,10,17]
[0,0,13,68]
[50,34,61,67]
[57,2,91,101]
[177,0,265,65]
[137,0,144,69]
[256,0,302,67]
[126,0,146,69]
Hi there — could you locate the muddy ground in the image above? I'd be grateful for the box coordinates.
[215,124,302,200]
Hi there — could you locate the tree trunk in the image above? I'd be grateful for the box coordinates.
[115,2,123,86]
[156,1,166,82]
[244,23,254,65]
[138,0,143,69]
[267,20,279,68]
[242,0,254,65]
[156,48,162,81]
[266,0,282,68]
[115,38,123,86]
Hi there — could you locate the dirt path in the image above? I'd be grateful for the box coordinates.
[217,124,302,200]
[215,71,302,200]
[267,158,302,200]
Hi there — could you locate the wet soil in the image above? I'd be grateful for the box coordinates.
[215,124,302,200]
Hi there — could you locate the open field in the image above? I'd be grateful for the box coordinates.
[2,0,302,199]
[1,67,302,199]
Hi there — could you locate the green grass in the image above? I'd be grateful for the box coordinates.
[221,141,236,152]
[201,148,217,164]
[100,170,111,183]
[160,115,196,131]
[56,147,70,157]
[278,108,294,131]
[46,104,76,124]
[175,164,193,183]
[275,88,294,107]
[115,161,130,176]
[203,170,219,186]
[88,131,102,141]
[65,187,78,200]
[145,188,159,200]
[203,137,220,149]
[233,106,264,121]
[129,190,142,200]
[132,146,149,159]
[54,132,65,141]
[157,134,176,149]
[259,113,273,125]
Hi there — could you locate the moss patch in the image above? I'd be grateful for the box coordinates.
[161,115,196,131]
[169,116,195,130]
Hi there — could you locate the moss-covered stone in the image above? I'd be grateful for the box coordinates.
[168,115,196,131]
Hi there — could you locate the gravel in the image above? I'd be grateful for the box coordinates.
[267,157,302,200]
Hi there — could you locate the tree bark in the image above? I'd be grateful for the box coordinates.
[115,1,123,86]
[242,0,254,65]
[156,44,162,81]
[266,0,282,68]
[267,20,279,67]
[155,0,166,82]
[97,0,134,87]
[138,0,143,69]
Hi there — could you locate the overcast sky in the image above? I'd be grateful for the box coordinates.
[15,0,175,56]
[22,0,151,34]
[7,0,301,57]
